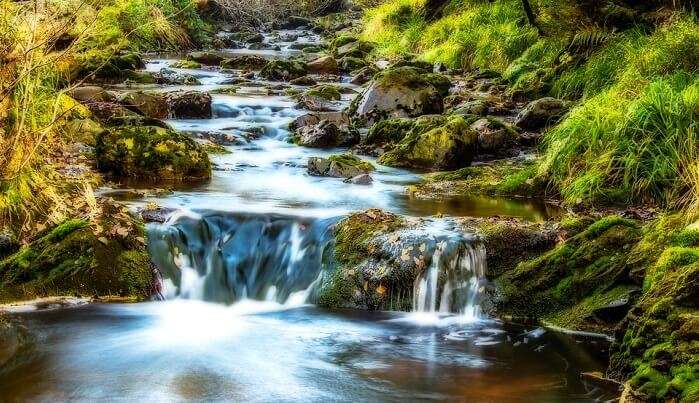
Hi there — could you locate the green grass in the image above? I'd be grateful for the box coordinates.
[538,71,698,209]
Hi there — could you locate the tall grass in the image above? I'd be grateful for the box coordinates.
[1,0,207,238]
[539,72,698,213]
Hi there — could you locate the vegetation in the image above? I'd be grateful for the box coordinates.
[362,0,698,212]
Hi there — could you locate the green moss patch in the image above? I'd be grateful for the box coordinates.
[95,126,211,181]
[0,202,154,302]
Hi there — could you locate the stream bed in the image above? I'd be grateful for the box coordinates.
[0,28,611,402]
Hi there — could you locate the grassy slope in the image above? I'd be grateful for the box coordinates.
[361,0,698,214]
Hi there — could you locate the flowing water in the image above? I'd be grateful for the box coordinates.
[0,29,612,402]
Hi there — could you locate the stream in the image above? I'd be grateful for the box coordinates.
[0,28,613,402]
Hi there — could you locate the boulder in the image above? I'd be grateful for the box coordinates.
[350,66,377,85]
[351,66,444,127]
[259,60,307,81]
[243,33,264,43]
[289,76,317,86]
[378,115,477,170]
[515,97,568,130]
[294,120,359,148]
[220,55,268,70]
[296,95,341,112]
[344,174,373,185]
[307,56,339,75]
[117,91,169,119]
[335,41,373,59]
[69,86,115,103]
[338,56,367,73]
[470,118,518,155]
[166,91,212,119]
[452,99,488,116]
[280,16,312,29]
[155,68,201,85]
[95,126,211,181]
[308,154,374,178]
[171,60,202,69]
[186,51,224,66]
[290,111,348,131]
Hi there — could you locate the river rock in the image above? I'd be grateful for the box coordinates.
[259,60,307,81]
[166,91,212,119]
[294,120,359,148]
[308,154,374,178]
[296,94,341,112]
[335,41,373,59]
[69,86,115,103]
[117,91,169,119]
[290,111,348,131]
[351,66,445,126]
[220,55,268,70]
[95,126,211,180]
[344,174,373,185]
[378,115,477,170]
[187,51,224,66]
[349,66,377,85]
[307,56,339,75]
[338,56,367,73]
[515,97,568,130]
[155,68,201,85]
[243,33,264,43]
[280,16,312,29]
[451,99,488,116]
[470,117,518,155]
[290,76,318,86]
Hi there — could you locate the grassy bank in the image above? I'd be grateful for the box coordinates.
[361,0,698,213]
[0,0,207,238]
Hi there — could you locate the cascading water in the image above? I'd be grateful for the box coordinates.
[147,210,338,305]
[410,229,487,319]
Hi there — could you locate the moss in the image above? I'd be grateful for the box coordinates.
[423,73,451,97]
[259,60,307,81]
[171,60,201,69]
[644,247,699,291]
[95,126,211,181]
[306,85,341,101]
[0,202,154,302]
[363,117,416,146]
[318,209,404,309]
[201,142,232,155]
[495,215,641,329]
[377,115,477,170]
[328,154,375,172]
[331,35,358,50]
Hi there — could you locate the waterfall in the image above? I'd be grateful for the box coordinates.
[412,236,487,318]
[147,210,337,305]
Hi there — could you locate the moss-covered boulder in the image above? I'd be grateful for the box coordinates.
[317,209,405,309]
[95,126,211,181]
[338,56,368,73]
[305,85,342,101]
[171,59,202,69]
[470,117,519,156]
[0,201,155,302]
[76,52,145,80]
[377,115,477,170]
[334,40,374,59]
[495,216,642,330]
[186,51,224,66]
[351,66,446,126]
[166,91,212,119]
[308,154,375,178]
[117,91,169,119]
[259,60,307,81]
[293,120,359,148]
[608,217,699,402]
[307,56,339,75]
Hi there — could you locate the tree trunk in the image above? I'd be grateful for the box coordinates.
[521,0,544,36]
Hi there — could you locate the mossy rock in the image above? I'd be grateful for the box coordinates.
[95,126,211,181]
[77,52,145,80]
[351,66,445,126]
[317,209,404,309]
[377,115,477,170]
[363,117,417,146]
[259,60,307,81]
[171,60,202,69]
[0,202,155,302]
[305,85,342,101]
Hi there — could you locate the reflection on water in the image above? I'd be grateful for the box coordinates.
[0,302,613,402]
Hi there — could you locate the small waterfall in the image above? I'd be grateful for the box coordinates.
[147,210,337,305]
[411,236,487,318]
